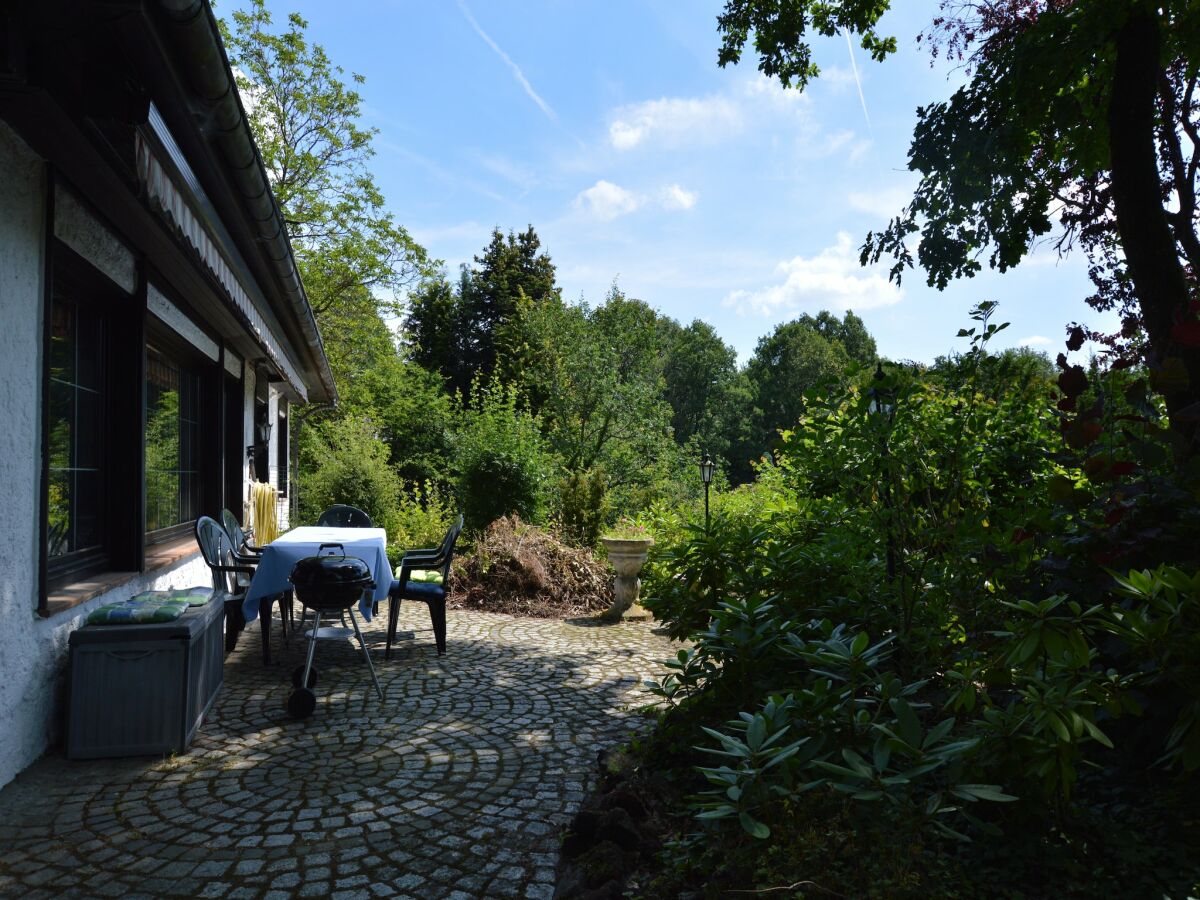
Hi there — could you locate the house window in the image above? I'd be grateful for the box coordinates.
[145,345,204,538]
[47,297,106,567]
[44,239,141,595]
[276,399,288,496]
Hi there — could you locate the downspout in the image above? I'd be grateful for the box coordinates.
[154,0,337,406]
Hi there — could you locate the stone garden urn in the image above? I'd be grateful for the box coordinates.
[600,536,654,621]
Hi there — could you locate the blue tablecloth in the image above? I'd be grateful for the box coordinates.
[242,526,392,624]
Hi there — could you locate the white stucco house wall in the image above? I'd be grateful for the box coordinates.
[0,0,334,789]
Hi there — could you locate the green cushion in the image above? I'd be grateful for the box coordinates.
[130,587,214,607]
[87,600,189,626]
[410,570,443,584]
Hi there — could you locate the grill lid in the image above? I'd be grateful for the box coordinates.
[290,544,373,587]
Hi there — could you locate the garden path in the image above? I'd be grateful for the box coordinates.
[0,606,675,899]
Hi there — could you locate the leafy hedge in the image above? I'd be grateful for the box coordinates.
[632,304,1200,895]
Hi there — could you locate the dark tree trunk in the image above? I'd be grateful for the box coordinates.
[1108,5,1200,456]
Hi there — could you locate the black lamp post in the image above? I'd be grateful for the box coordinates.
[699,453,716,529]
[867,362,898,582]
[867,362,895,419]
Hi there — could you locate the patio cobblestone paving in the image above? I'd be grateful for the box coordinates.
[0,607,675,898]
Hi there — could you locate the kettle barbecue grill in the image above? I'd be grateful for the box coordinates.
[287,543,384,718]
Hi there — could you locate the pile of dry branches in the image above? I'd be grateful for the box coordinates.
[449,516,613,618]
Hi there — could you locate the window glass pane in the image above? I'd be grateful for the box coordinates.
[76,387,102,469]
[145,345,204,534]
[47,298,104,560]
[47,469,70,559]
[76,307,104,391]
[146,347,181,532]
[74,470,103,550]
[48,382,73,472]
[49,303,74,386]
[181,368,202,523]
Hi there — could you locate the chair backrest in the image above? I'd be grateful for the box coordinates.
[436,518,463,580]
[195,515,236,593]
[316,504,373,528]
[220,508,248,550]
[434,515,464,580]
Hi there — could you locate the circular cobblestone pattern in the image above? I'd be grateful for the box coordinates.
[0,607,676,899]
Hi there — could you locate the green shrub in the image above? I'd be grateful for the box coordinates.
[633,304,1200,895]
[556,467,608,546]
[454,381,553,533]
[388,480,455,562]
[297,416,400,535]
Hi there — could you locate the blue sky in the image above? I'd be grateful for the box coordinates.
[232,0,1118,365]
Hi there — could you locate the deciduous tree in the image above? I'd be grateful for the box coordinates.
[794,310,877,366]
[222,0,430,321]
[744,317,853,461]
[716,0,1200,455]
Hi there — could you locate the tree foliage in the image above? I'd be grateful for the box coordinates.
[743,316,854,465]
[222,1,453,524]
[222,0,430,318]
[658,318,749,460]
[454,381,552,533]
[717,0,1200,454]
[406,227,559,400]
[297,416,401,536]
[504,285,683,507]
[716,0,896,89]
[793,310,877,366]
[637,303,1200,895]
[860,1,1200,449]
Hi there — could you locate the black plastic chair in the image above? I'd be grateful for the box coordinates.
[316,505,374,528]
[386,515,463,658]
[197,515,288,664]
[195,516,257,655]
[221,508,262,557]
[220,507,295,645]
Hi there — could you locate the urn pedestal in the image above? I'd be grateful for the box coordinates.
[600,537,654,621]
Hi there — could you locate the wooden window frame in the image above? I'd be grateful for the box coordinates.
[142,304,222,548]
[41,238,141,600]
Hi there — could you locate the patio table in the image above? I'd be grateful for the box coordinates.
[242,527,393,644]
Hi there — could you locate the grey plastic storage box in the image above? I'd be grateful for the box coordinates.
[67,592,224,759]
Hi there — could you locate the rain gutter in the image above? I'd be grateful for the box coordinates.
[153,0,337,406]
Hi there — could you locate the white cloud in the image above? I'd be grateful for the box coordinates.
[1018,335,1052,347]
[409,220,492,246]
[477,154,538,189]
[659,184,698,210]
[574,181,699,219]
[740,74,809,110]
[609,95,741,150]
[575,180,643,220]
[818,65,859,92]
[607,77,810,151]
[723,232,902,316]
[848,185,913,220]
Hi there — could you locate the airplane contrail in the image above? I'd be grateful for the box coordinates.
[458,0,558,123]
[844,29,872,133]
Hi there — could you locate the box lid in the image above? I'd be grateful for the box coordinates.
[69,592,224,645]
